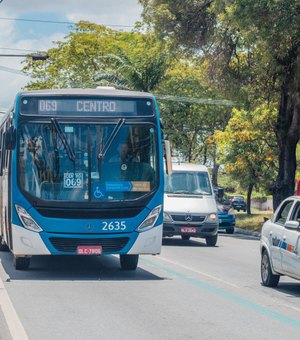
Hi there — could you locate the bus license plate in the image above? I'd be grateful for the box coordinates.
[181,227,196,233]
[77,245,102,255]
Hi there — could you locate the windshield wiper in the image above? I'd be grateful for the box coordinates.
[97,118,125,181]
[97,118,125,160]
[51,118,76,162]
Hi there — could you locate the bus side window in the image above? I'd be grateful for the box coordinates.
[0,128,7,175]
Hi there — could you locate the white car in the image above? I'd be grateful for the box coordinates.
[260,196,300,287]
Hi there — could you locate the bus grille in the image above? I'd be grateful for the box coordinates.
[49,237,130,253]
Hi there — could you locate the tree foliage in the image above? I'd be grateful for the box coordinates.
[214,104,278,212]
[23,21,171,92]
[140,0,300,208]
[156,59,232,163]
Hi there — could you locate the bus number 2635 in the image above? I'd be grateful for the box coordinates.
[101,221,126,231]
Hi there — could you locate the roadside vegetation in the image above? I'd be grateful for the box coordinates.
[235,209,272,233]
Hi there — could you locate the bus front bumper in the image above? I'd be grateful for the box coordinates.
[11,224,162,256]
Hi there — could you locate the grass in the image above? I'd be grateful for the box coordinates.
[235,208,273,233]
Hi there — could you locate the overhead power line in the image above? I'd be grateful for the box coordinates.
[0,16,134,28]
[0,47,38,53]
[0,65,27,76]
[156,94,233,107]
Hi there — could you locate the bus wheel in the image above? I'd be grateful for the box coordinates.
[120,254,139,270]
[14,256,30,270]
[0,236,9,251]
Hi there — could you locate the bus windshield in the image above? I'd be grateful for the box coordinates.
[164,171,212,195]
[18,121,158,202]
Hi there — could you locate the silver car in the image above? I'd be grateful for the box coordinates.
[260,196,300,287]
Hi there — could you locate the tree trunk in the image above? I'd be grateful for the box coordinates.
[272,55,300,210]
[211,161,219,187]
[246,182,254,215]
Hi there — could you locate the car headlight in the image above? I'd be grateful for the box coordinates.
[163,211,173,222]
[15,204,43,233]
[206,213,218,222]
[136,205,162,232]
[227,208,235,215]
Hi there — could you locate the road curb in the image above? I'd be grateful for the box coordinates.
[234,227,261,238]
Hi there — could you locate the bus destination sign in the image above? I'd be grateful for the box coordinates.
[20,97,154,116]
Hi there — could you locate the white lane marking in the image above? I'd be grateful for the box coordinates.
[281,303,300,313]
[0,261,29,340]
[151,256,239,288]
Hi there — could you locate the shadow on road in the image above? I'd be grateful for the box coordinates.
[266,282,300,297]
[219,230,260,241]
[162,237,214,247]
[0,251,164,282]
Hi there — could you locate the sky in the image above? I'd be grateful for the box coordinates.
[0,0,142,110]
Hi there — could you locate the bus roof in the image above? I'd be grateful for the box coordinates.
[17,88,155,99]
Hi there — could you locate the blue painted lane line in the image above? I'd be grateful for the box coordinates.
[141,257,300,330]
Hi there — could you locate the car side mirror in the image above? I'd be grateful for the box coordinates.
[284,221,300,230]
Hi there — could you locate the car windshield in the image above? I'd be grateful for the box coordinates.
[18,121,158,202]
[164,171,212,195]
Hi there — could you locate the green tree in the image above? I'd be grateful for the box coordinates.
[214,105,278,213]
[23,21,171,92]
[139,0,300,209]
[156,59,232,167]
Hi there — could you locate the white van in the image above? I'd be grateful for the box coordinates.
[163,163,219,246]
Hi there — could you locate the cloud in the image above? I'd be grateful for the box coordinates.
[0,1,142,108]
[1,1,142,26]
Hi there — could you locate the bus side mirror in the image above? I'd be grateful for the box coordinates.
[164,140,172,175]
[5,126,16,150]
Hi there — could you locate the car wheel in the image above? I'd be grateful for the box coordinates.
[181,235,190,240]
[14,256,30,270]
[120,254,139,270]
[237,209,240,212]
[0,236,9,251]
[206,234,218,247]
[261,250,280,287]
[226,228,234,234]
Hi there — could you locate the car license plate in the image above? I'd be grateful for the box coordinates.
[77,245,102,255]
[181,227,196,233]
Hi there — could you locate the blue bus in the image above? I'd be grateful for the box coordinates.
[0,88,171,270]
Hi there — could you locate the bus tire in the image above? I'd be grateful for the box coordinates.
[0,236,9,251]
[120,254,139,270]
[14,256,30,270]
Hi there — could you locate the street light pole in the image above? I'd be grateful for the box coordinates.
[0,53,49,60]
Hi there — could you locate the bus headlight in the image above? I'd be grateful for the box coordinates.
[136,205,162,232]
[15,205,43,233]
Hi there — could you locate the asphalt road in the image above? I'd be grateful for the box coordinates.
[1,232,300,340]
